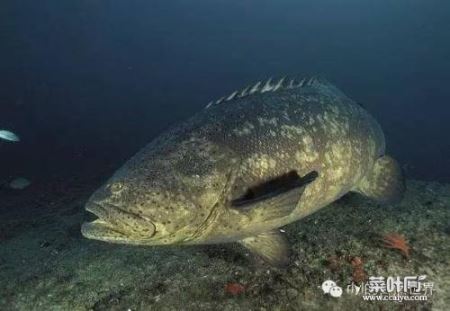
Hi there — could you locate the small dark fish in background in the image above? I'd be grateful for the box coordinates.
[82,76,405,266]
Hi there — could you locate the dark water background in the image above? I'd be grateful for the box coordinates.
[1,0,449,185]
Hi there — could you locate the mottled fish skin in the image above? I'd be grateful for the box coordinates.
[82,77,404,265]
[188,79,386,243]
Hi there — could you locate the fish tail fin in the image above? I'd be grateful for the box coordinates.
[354,155,405,204]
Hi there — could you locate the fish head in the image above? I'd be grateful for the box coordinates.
[82,135,237,245]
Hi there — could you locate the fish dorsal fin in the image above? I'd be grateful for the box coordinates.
[206,75,331,108]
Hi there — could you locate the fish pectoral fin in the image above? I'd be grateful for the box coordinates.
[354,155,405,204]
[239,230,290,267]
[231,171,317,220]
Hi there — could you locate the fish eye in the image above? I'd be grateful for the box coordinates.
[110,182,124,193]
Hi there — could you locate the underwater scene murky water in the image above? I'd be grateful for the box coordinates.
[1,1,449,310]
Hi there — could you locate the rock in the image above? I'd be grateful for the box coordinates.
[286,288,299,299]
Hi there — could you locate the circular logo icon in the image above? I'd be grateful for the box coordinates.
[321,280,337,294]
[329,286,343,298]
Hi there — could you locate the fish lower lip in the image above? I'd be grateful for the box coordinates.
[81,219,127,240]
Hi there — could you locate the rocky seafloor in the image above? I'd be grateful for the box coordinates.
[0,179,449,311]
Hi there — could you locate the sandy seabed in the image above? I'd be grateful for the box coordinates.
[0,180,449,311]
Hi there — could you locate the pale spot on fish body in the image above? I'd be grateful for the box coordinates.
[257,117,279,126]
[259,158,269,171]
[269,158,277,169]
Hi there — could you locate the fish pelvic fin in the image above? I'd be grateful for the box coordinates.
[239,230,290,267]
[355,155,405,204]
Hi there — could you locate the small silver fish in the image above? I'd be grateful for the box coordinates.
[0,130,20,142]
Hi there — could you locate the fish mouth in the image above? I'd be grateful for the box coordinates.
[81,201,156,243]
[84,201,111,221]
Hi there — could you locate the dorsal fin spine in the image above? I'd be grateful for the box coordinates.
[249,81,262,94]
[239,85,251,97]
[215,96,225,105]
[261,77,273,93]
[287,79,295,88]
[273,77,286,91]
[226,91,238,101]
[208,75,324,108]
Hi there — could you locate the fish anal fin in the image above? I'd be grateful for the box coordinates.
[239,230,290,267]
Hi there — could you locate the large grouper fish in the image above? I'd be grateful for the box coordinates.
[81,76,405,266]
